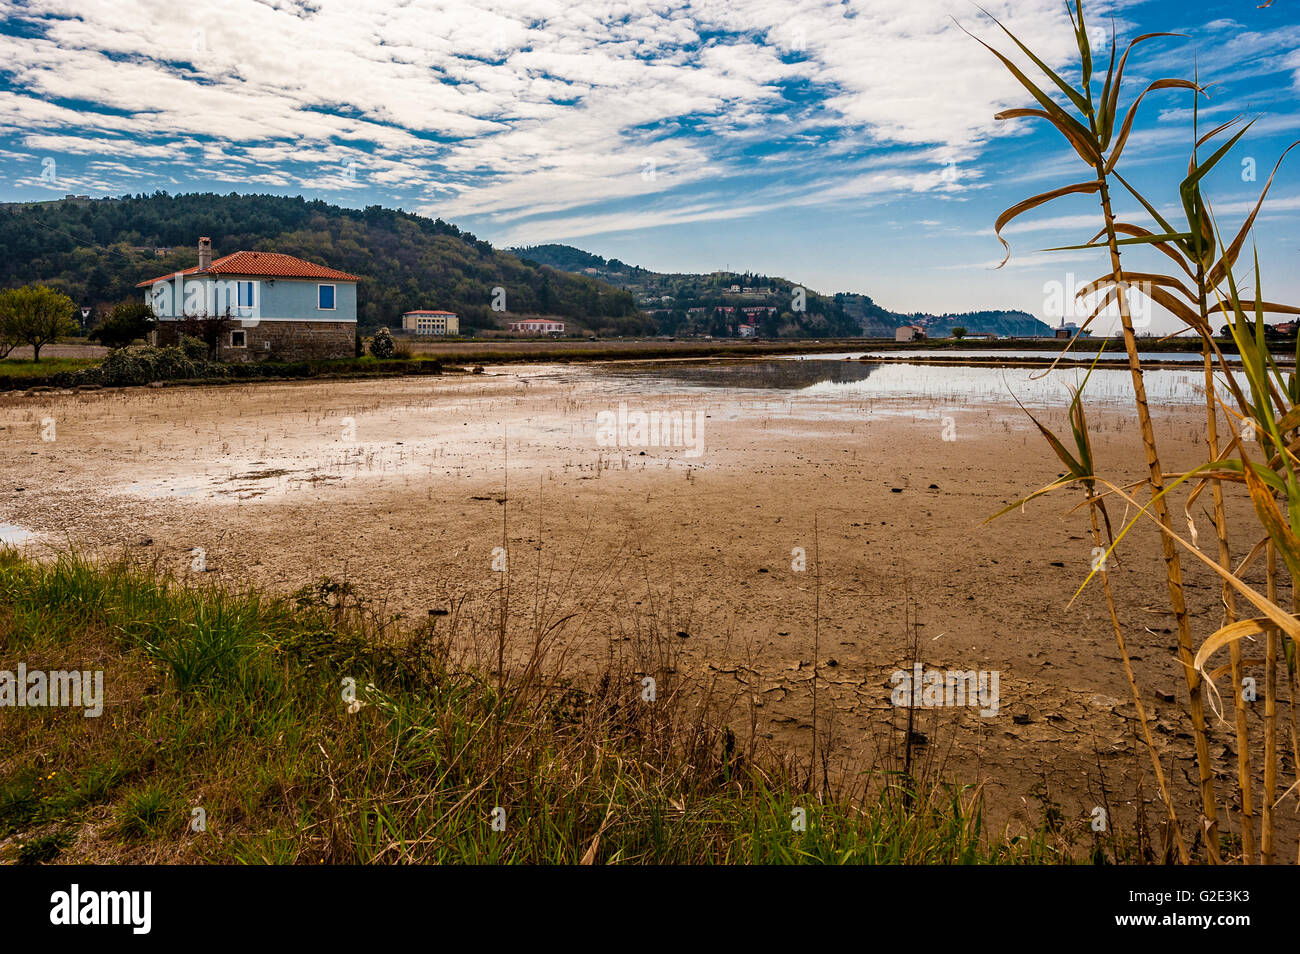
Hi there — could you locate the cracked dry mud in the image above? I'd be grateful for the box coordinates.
[0,360,1291,841]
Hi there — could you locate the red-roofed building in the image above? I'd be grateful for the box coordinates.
[135,238,362,361]
[507,319,565,335]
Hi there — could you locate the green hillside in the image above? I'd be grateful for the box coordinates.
[514,244,861,337]
[515,243,1054,338]
[0,194,642,334]
[0,197,1052,340]
[916,310,1055,338]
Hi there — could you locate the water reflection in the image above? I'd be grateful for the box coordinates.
[825,349,1278,364]
[0,524,37,545]
[600,358,883,390]
[596,356,1217,407]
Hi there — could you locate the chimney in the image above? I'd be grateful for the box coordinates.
[198,237,212,272]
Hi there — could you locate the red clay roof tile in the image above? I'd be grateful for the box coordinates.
[137,251,361,287]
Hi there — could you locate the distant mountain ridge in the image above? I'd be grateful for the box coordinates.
[514,243,1055,338]
[910,310,1053,338]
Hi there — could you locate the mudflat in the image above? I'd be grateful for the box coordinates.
[0,358,1282,839]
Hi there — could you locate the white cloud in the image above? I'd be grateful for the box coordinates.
[2,0,1298,251]
[0,0,1080,226]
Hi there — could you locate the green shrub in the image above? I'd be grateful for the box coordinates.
[88,345,210,387]
[369,327,395,359]
[17,830,71,864]
[179,335,209,361]
[89,300,155,348]
[115,783,177,839]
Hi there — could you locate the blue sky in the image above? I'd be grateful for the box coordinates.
[1,0,1297,331]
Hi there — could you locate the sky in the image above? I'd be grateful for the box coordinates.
[1,0,1298,332]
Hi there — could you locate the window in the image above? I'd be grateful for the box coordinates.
[237,281,257,308]
[318,284,336,310]
[230,330,246,348]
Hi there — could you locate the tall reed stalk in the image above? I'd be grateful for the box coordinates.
[972,0,1300,862]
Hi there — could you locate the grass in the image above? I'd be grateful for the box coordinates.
[0,357,100,380]
[0,549,1098,865]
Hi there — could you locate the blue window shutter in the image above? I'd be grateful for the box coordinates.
[319,285,335,309]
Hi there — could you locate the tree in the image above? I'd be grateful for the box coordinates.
[369,327,395,358]
[0,285,78,361]
[951,326,967,340]
[90,299,155,348]
[0,308,17,359]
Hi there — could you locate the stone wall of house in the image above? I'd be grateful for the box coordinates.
[157,321,356,362]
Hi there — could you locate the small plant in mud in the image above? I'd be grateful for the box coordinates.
[292,576,364,615]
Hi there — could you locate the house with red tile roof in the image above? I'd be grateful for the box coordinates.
[507,319,564,335]
[136,238,362,361]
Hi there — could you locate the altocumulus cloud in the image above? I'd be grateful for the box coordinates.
[0,0,1083,237]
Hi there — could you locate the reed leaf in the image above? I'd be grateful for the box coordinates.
[978,1,1093,117]
[1107,79,1202,173]
[1195,618,1271,674]
[994,181,1101,267]
[1207,141,1300,288]
[958,20,1099,166]
[1102,33,1184,146]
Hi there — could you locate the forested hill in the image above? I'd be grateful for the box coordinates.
[512,243,653,278]
[0,193,641,333]
[515,243,1054,338]
[513,243,863,337]
[913,310,1054,337]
